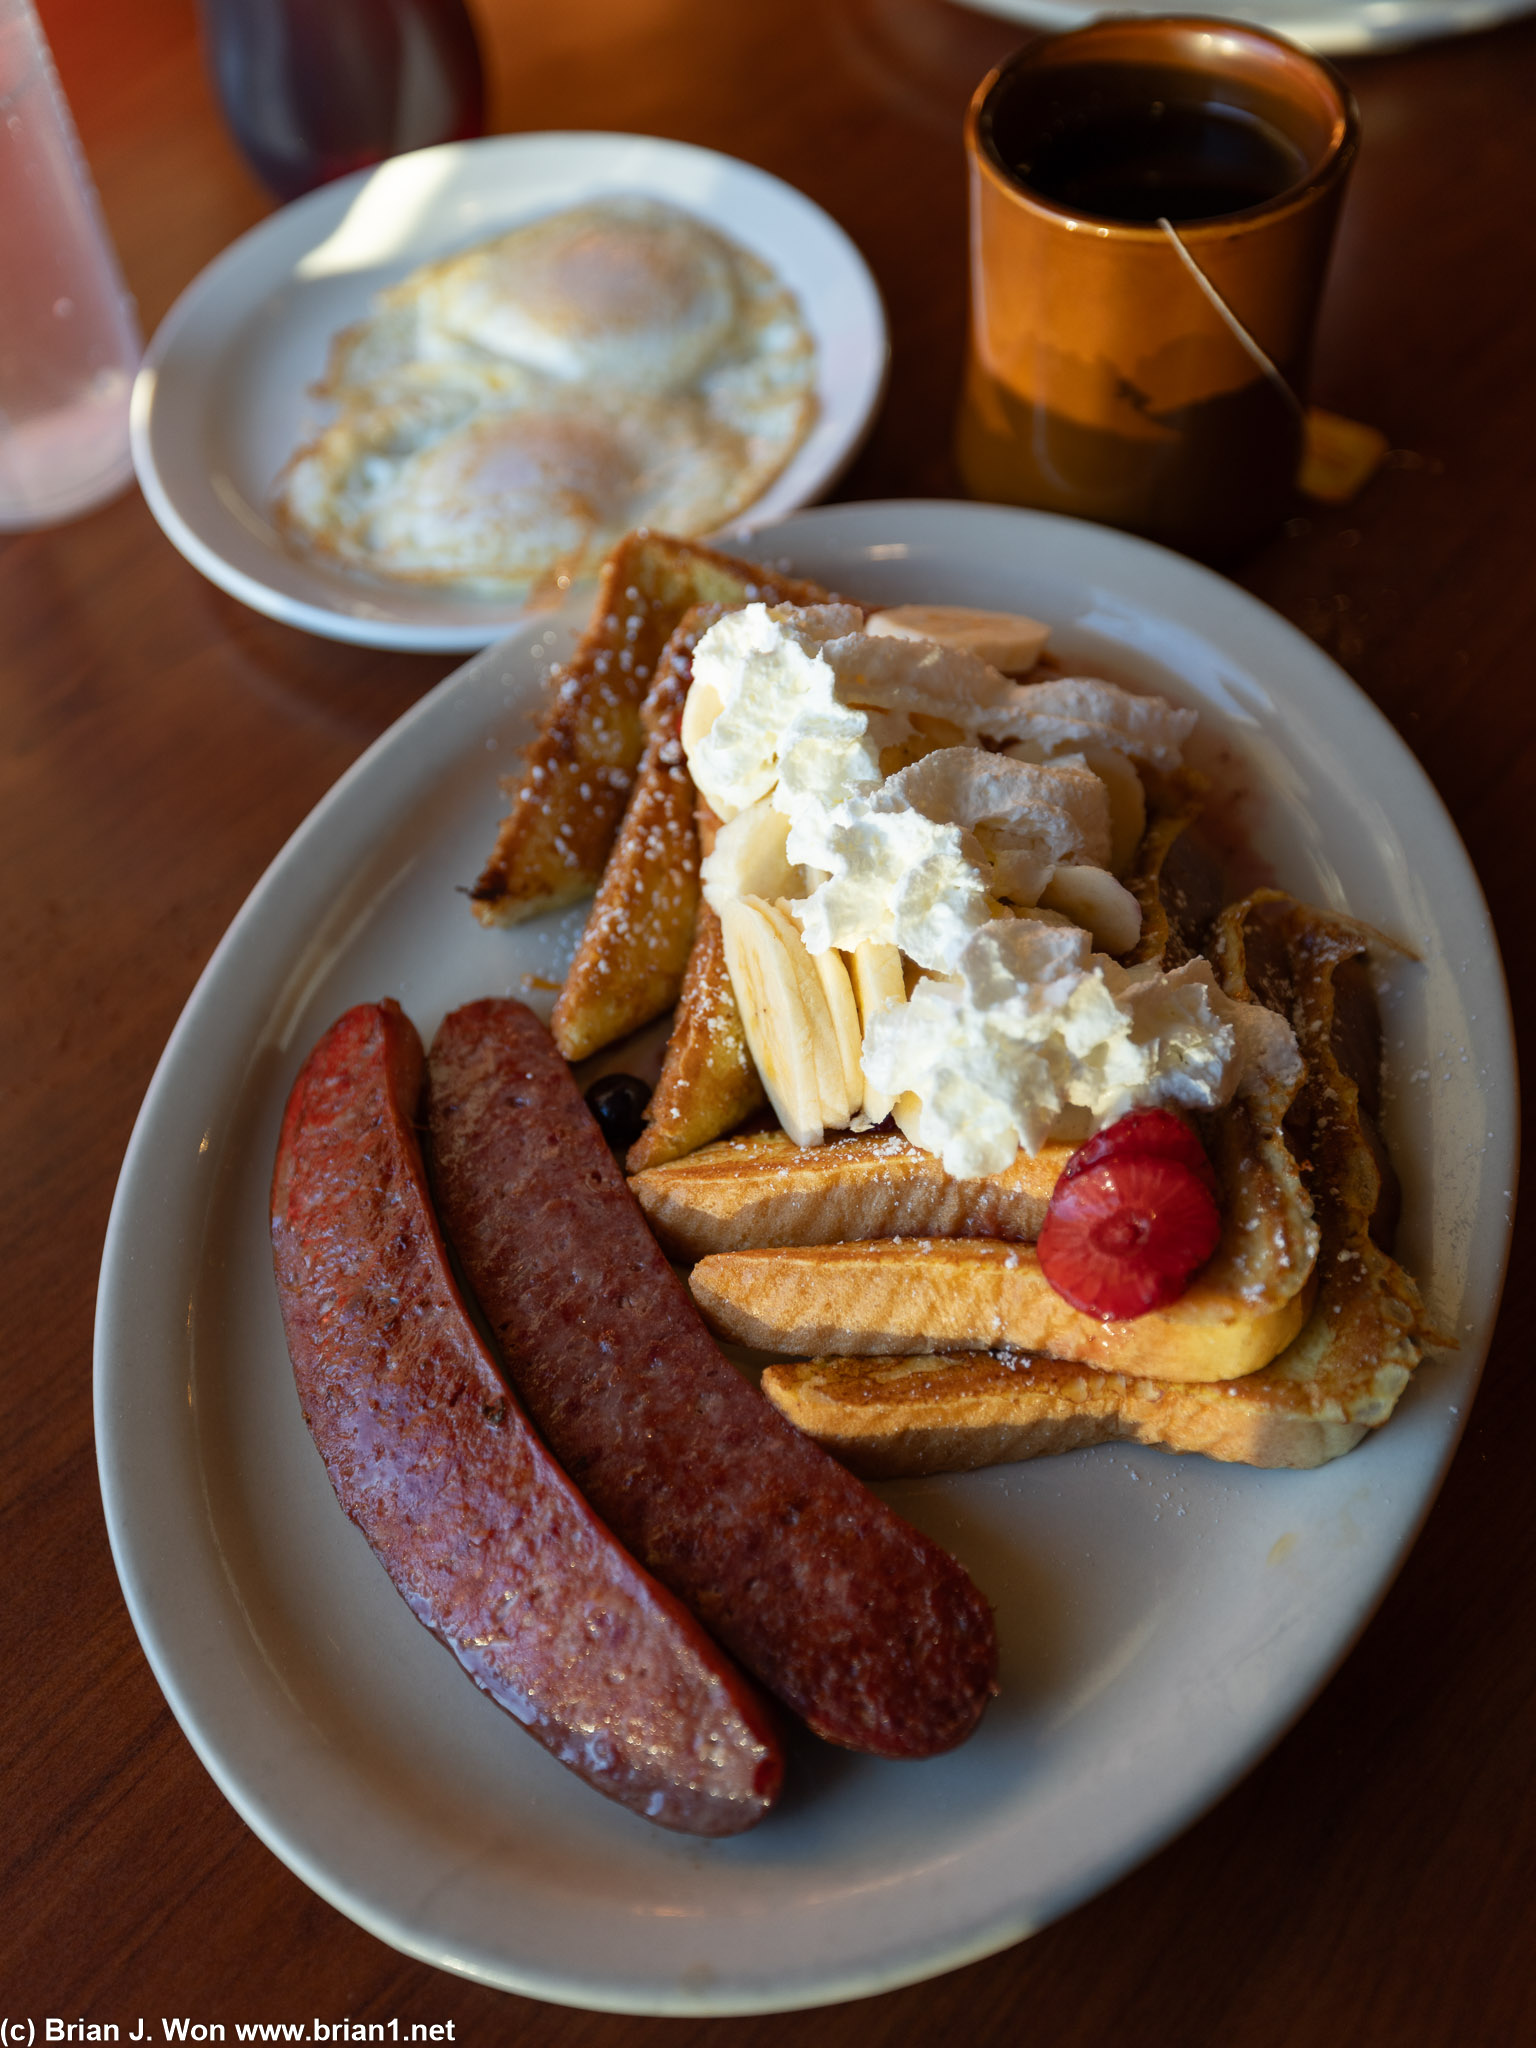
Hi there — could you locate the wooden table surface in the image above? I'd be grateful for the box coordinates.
[6,0,1534,2038]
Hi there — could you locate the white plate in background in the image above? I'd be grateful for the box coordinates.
[95,502,1513,2014]
[130,133,888,651]
[960,0,1536,57]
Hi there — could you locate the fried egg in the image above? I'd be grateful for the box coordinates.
[275,198,819,590]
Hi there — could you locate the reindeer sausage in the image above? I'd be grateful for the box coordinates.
[270,1000,782,1835]
[426,998,998,1758]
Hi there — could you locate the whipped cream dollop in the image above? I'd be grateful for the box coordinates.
[864,920,1302,1177]
[685,602,1295,1171]
[685,601,1021,824]
[789,748,1112,972]
[988,676,1197,772]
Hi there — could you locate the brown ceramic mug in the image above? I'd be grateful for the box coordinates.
[956,17,1358,562]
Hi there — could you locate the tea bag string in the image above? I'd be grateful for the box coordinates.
[1156,216,1307,425]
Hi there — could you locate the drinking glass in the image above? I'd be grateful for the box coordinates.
[197,0,485,203]
[0,0,142,530]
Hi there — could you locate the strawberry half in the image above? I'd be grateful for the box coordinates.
[1037,1151,1221,1320]
[1059,1105,1217,1197]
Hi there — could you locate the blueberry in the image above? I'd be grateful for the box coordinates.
[585,1072,652,1151]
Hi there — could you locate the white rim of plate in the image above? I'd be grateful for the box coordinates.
[961,0,1536,57]
[130,132,889,652]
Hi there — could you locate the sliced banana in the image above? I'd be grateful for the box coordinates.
[848,940,905,1124]
[875,710,969,781]
[802,933,865,1123]
[987,847,1055,906]
[867,604,1050,673]
[1072,743,1145,877]
[1038,863,1143,955]
[702,799,800,915]
[892,1089,926,1148]
[759,897,854,1131]
[999,736,1144,878]
[718,896,825,1148]
[680,675,724,761]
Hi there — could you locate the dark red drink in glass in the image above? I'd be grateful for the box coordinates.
[198,0,485,202]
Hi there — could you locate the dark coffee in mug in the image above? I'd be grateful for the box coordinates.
[997,68,1310,225]
[983,60,1312,226]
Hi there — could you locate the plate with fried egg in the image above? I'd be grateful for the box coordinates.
[130,134,888,649]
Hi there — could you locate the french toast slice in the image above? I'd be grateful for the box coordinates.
[624,801,767,1171]
[756,1343,1383,1475]
[757,894,1431,1470]
[690,1237,1312,1381]
[549,608,718,1062]
[1124,766,1211,967]
[632,1128,1072,1259]
[470,533,832,926]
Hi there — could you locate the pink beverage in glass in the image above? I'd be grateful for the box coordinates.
[0,0,142,530]
[198,0,485,202]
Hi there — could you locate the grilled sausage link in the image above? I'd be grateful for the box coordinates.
[270,1000,782,1835]
[426,998,998,1758]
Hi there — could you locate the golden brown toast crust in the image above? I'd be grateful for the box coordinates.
[624,887,767,1172]
[622,797,769,1172]
[1124,766,1208,967]
[469,533,833,927]
[1212,891,1430,1375]
[549,609,717,1061]
[691,1237,1311,1379]
[757,1350,1375,1475]
[631,1129,1072,1260]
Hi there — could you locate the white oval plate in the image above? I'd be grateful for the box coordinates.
[96,502,1514,2015]
[129,133,888,651]
[961,0,1536,56]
